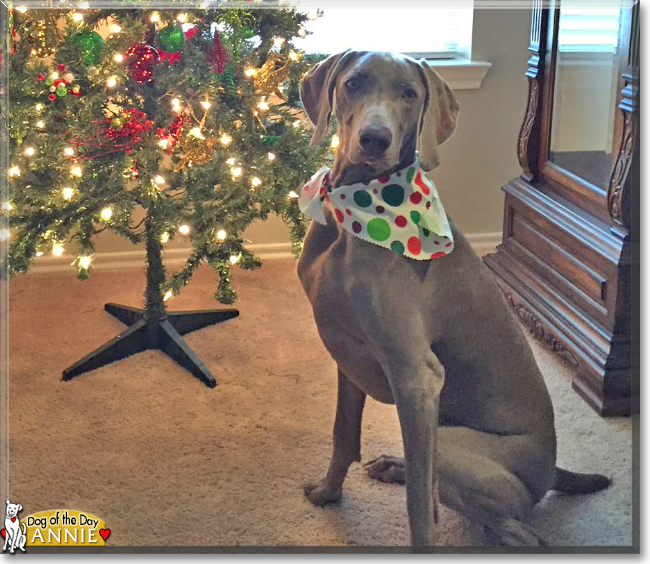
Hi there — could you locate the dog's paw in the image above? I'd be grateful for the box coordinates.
[364,455,405,484]
[303,481,342,506]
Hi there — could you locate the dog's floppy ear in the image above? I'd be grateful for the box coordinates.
[414,59,460,172]
[17,504,22,511]
[300,50,364,146]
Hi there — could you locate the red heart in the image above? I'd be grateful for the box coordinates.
[99,529,110,541]
[11,518,15,522]
[1,529,5,538]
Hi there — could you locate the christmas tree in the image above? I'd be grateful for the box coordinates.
[1,4,330,386]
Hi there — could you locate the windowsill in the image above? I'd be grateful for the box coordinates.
[427,58,492,90]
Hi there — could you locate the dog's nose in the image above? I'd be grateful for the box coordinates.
[359,125,392,158]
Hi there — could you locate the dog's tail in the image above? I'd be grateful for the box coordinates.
[551,467,611,494]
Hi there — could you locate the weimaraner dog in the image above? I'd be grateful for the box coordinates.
[296,51,609,548]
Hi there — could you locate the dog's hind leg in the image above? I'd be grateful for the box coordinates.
[435,426,550,546]
[304,369,366,506]
[364,455,405,483]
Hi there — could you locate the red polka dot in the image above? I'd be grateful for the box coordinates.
[414,171,430,195]
[431,251,446,258]
[340,194,346,200]
[445,242,452,247]
[410,191,422,204]
[335,209,344,223]
[346,208,352,215]
[378,173,390,183]
[303,183,310,192]
[376,205,385,213]
[395,215,407,227]
[373,189,378,194]
[434,240,440,245]
[426,201,431,209]
[407,237,421,255]
[352,221,362,233]
[324,193,330,201]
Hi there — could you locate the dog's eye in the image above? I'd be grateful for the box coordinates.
[403,88,417,100]
[345,78,360,91]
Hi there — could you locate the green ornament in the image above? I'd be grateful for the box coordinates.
[56,83,68,96]
[156,25,185,53]
[45,76,53,86]
[70,31,104,66]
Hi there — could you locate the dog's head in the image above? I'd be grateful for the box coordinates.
[300,51,459,182]
[5,499,22,518]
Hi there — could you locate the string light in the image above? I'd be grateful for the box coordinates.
[16,6,27,13]
[71,165,82,177]
[216,229,227,241]
[231,166,243,179]
[177,13,188,23]
[267,152,276,161]
[149,11,160,23]
[331,135,340,148]
[250,176,262,188]
[289,190,299,199]
[106,76,118,88]
[178,224,190,235]
[52,243,64,256]
[189,127,204,139]
[273,36,286,49]
[163,290,173,302]
[100,207,113,221]
[257,100,270,112]
[229,254,239,265]
[110,24,122,33]
[36,120,45,129]
[158,139,169,149]
[160,232,170,243]
[153,175,165,185]
[219,133,233,146]
[62,187,75,200]
[226,157,236,166]
[64,147,75,156]
[51,72,60,80]
[35,103,43,112]
[77,255,92,269]
[72,12,84,22]
[292,120,301,128]
[289,51,299,61]
[298,28,307,37]
[2,202,14,211]
[23,147,35,156]
[8,166,20,177]
[113,53,124,63]
[200,100,211,110]
[36,251,44,257]
[171,97,181,107]
[244,68,256,77]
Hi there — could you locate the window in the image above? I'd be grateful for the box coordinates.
[557,6,622,53]
[293,5,474,60]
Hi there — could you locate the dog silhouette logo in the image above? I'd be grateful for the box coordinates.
[2,499,27,553]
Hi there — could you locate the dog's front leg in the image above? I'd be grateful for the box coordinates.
[387,353,444,549]
[304,369,366,506]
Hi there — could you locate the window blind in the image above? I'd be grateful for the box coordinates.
[558,7,622,53]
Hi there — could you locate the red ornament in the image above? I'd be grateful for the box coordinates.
[37,73,45,80]
[158,50,181,64]
[207,30,230,74]
[48,93,56,101]
[131,161,139,177]
[57,63,66,72]
[125,43,159,83]
[184,25,198,39]
[105,107,154,151]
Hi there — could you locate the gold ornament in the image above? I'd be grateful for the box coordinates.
[174,135,217,171]
[21,15,61,58]
[253,52,293,100]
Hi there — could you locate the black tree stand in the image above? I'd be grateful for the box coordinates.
[62,210,238,388]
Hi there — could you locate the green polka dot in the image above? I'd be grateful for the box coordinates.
[353,190,372,208]
[367,218,391,241]
[381,184,405,207]
[406,167,416,183]
[390,240,405,254]
[410,210,421,225]
[422,227,430,237]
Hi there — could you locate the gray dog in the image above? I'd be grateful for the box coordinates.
[296,51,609,547]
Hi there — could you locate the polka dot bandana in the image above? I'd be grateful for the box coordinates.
[299,160,454,260]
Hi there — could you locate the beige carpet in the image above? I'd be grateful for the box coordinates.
[6,259,634,550]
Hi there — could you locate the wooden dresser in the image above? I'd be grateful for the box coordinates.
[483,0,639,416]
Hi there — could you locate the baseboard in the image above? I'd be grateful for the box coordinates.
[27,233,503,274]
